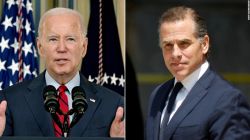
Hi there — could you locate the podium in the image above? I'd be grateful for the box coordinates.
[0,137,124,140]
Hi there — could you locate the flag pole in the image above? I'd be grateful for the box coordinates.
[97,0,103,85]
[17,0,23,82]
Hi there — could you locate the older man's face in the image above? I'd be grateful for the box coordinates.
[37,13,87,82]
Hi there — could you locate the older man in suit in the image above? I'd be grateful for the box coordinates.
[0,7,124,137]
[146,6,250,140]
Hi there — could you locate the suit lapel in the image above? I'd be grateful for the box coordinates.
[69,74,100,136]
[24,72,54,136]
[163,69,214,139]
[150,79,174,140]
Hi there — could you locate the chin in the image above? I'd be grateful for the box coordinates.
[54,69,69,75]
[174,71,189,80]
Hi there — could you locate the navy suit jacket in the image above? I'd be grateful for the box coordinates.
[0,71,124,137]
[146,68,250,140]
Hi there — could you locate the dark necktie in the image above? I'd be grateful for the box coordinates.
[53,85,69,137]
[159,82,183,140]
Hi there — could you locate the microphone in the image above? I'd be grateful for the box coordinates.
[72,86,88,114]
[70,86,88,128]
[43,85,63,133]
[43,85,59,114]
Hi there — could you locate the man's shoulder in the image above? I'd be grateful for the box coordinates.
[83,80,124,107]
[79,73,123,98]
[154,78,174,93]
[203,69,244,99]
[1,73,44,96]
[88,81,122,98]
[209,69,239,91]
[149,78,174,103]
[2,78,33,92]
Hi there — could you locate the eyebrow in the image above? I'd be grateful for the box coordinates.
[47,34,59,37]
[46,34,78,38]
[162,38,192,44]
[178,39,192,44]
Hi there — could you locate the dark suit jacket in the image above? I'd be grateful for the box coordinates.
[0,71,124,137]
[146,68,250,140]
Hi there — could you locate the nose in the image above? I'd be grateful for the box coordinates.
[172,44,182,59]
[57,39,67,52]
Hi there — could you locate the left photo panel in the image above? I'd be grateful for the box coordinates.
[0,0,125,139]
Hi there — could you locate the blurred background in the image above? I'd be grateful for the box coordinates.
[127,0,250,135]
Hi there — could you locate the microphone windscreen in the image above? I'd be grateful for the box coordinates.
[43,85,57,99]
[70,86,88,128]
[72,86,86,98]
[43,85,58,113]
[71,86,88,113]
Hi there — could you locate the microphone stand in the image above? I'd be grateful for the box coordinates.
[70,112,83,128]
[62,114,69,137]
[61,109,75,137]
[51,108,84,137]
[51,109,71,137]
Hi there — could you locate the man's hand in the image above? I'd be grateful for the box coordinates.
[0,100,7,136]
[110,106,125,137]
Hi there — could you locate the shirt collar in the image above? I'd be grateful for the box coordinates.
[175,61,209,92]
[45,71,80,94]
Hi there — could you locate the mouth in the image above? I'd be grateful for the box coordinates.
[55,58,69,64]
[171,62,182,66]
[170,62,185,70]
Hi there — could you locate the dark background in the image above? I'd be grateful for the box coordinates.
[126,0,250,139]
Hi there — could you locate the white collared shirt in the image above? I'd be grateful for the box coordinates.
[161,61,209,125]
[45,71,80,122]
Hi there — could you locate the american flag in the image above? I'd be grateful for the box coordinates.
[81,0,125,96]
[0,0,39,90]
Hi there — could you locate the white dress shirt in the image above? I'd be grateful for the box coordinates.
[45,71,80,122]
[161,61,209,125]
